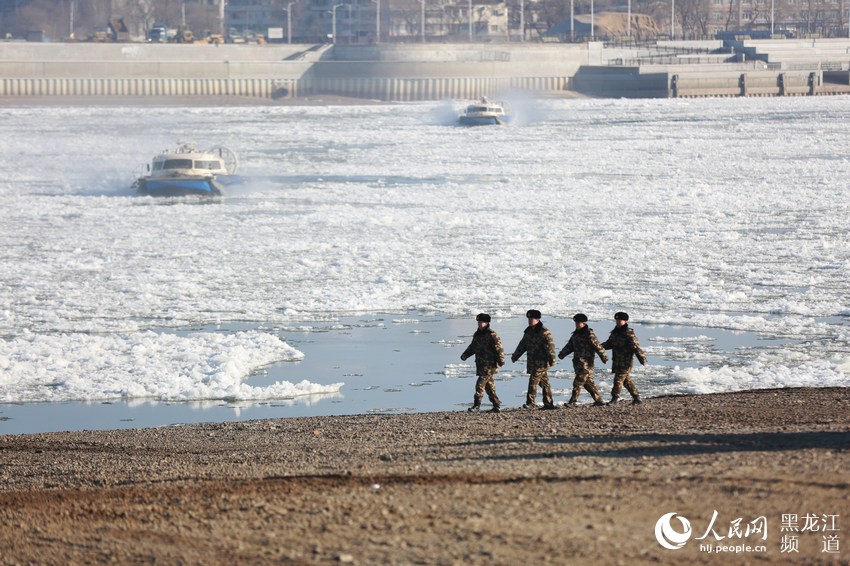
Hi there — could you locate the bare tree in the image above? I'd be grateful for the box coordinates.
[15,0,61,38]
[675,0,710,37]
[528,0,567,37]
[391,0,422,39]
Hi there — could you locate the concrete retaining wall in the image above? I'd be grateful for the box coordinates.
[571,66,669,98]
[0,60,313,79]
[2,40,848,100]
[299,75,567,100]
[0,42,579,101]
[572,63,826,98]
[0,42,310,62]
[0,76,297,98]
[0,74,567,100]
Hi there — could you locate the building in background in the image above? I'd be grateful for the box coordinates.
[1,0,848,42]
[223,0,512,43]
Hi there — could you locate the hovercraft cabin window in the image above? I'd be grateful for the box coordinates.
[194,160,222,171]
[163,159,193,170]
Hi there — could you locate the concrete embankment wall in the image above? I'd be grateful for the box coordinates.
[0,43,314,98]
[5,40,849,100]
[0,42,586,101]
[569,38,850,98]
[571,63,826,98]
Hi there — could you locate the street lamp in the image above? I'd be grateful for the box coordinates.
[331,3,345,44]
[770,0,774,35]
[418,0,425,43]
[590,0,594,40]
[371,0,380,43]
[627,0,631,39]
[570,0,574,41]
[519,0,524,42]
[284,0,297,44]
[468,0,473,41]
[219,0,225,36]
[671,0,675,39]
[347,3,352,42]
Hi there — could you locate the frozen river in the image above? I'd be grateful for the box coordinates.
[1,96,848,434]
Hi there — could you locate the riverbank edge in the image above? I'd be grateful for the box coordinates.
[1,386,848,565]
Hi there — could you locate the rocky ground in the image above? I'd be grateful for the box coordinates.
[1,387,848,565]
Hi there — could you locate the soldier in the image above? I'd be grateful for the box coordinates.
[558,313,608,406]
[510,309,557,410]
[460,313,505,413]
[601,311,647,405]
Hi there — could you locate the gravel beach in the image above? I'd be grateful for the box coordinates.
[2,387,848,565]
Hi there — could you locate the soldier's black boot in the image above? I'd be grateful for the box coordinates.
[564,393,577,407]
[489,405,500,413]
[608,395,620,406]
[468,404,481,413]
[632,396,642,405]
[593,398,605,406]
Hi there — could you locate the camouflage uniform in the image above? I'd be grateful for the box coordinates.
[461,327,505,409]
[601,324,647,401]
[558,326,608,404]
[511,323,557,408]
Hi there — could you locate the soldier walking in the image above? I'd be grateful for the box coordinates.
[460,313,505,413]
[510,309,557,410]
[558,313,608,406]
[601,312,647,405]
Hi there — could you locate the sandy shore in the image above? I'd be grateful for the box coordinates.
[1,387,848,564]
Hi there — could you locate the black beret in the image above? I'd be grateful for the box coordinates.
[573,313,588,323]
[476,313,491,323]
[526,309,542,319]
[614,312,629,321]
